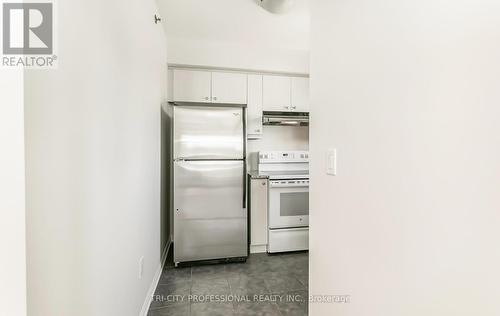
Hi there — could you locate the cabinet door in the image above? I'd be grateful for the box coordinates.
[291,77,309,112]
[247,74,263,138]
[263,75,291,111]
[172,69,211,103]
[250,179,268,248]
[211,72,247,104]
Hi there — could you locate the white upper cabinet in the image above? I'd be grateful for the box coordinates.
[291,77,309,112]
[263,75,291,111]
[211,72,247,104]
[173,69,212,103]
[172,69,309,117]
[247,74,263,138]
[173,69,247,104]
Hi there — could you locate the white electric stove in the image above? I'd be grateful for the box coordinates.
[258,151,309,253]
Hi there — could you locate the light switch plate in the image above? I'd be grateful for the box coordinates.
[326,148,336,176]
[139,256,144,279]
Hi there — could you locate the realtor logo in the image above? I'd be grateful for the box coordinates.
[3,2,52,54]
[1,1,57,68]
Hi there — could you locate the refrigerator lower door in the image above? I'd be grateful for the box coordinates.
[173,105,244,160]
[174,160,247,263]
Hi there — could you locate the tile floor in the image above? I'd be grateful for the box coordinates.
[148,249,309,316]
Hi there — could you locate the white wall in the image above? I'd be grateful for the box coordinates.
[0,70,27,316]
[158,0,310,73]
[310,0,500,315]
[247,126,309,170]
[24,0,167,315]
[166,37,309,74]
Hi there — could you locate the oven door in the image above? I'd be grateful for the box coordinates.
[268,180,309,228]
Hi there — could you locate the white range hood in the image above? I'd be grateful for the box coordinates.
[263,111,309,126]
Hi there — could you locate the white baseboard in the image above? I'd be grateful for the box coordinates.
[139,240,171,316]
[250,244,267,254]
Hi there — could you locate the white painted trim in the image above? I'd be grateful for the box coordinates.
[139,240,171,316]
[250,244,268,254]
[168,64,309,78]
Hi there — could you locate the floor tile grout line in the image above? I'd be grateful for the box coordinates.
[224,271,238,314]
[189,266,193,316]
[273,300,285,316]
[221,263,235,312]
[271,289,309,316]
[150,252,308,315]
[294,273,308,289]
[188,267,193,316]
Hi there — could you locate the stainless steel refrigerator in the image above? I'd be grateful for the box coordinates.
[172,104,247,264]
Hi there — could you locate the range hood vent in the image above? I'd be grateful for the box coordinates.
[263,111,309,126]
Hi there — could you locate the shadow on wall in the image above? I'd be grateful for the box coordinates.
[160,104,173,256]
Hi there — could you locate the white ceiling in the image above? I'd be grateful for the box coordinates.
[158,0,310,51]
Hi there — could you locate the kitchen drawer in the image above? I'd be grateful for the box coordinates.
[268,227,309,253]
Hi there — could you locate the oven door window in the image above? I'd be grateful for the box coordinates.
[280,192,309,217]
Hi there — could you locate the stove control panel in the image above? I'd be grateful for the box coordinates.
[259,151,309,163]
[270,179,310,187]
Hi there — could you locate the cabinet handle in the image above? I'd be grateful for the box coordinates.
[204,97,209,101]
[284,106,289,109]
[262,182,266,186]
[213,96,217,101]
[255,129,261,133]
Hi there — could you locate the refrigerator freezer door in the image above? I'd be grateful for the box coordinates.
[174,105,244,160]
[174,160,247,262]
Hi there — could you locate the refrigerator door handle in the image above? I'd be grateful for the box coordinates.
[243,162,247,209]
